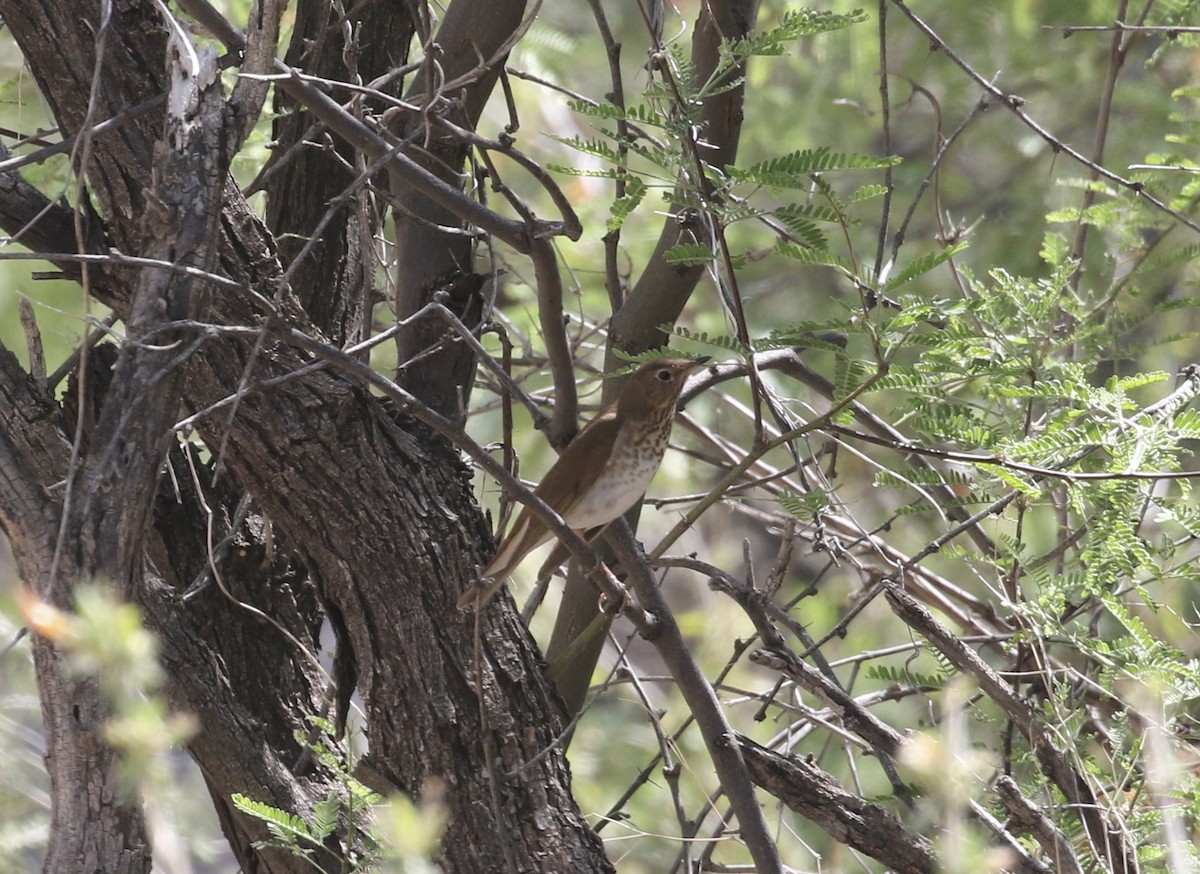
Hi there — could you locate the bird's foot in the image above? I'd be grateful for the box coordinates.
[456,575,501,612]
[597,582,632,616]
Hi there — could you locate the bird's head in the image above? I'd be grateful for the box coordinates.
[616,356,710,420]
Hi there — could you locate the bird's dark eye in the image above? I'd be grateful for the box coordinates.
[657,369,673,382]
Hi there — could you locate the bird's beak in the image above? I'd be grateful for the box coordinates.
[689,355,711,368]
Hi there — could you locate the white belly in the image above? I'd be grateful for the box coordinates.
[562,434,665,530]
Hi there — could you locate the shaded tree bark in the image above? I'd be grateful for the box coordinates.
[0,1,611,871]
[391,0,530,420]
[265,0,415,345]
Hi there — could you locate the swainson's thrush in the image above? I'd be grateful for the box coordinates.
[457,356,709,611]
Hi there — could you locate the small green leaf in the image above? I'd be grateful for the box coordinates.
[232,794,314,844]
[778,488,833,517]
[849,183,889,202]
[883,242,968,291]
[730,147,901,190]
[606,176,647,233]
[664,244,716,265]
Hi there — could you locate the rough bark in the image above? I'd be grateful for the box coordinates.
[0,0,611,871]
[735,734,937,874]
[265,0,414,345]
[391,0,529,419]
[9,12,234,871]
[0,349,151,874]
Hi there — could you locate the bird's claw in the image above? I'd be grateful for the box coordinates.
[597,584,631,616]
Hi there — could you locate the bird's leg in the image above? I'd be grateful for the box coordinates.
[534,540,572,581]
[519,542,578,620]
[572,523,634,614]
[578,525,632,615]
[520,556,572,621]
[596,564,632,616]
[532,522,609,589]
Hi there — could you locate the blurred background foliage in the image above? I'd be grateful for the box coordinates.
[4,0,1200,870]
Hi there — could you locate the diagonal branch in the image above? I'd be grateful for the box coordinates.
[735,733,937,874]
[883,580,1138,874]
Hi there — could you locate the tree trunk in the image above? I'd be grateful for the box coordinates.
[0,1,611,871]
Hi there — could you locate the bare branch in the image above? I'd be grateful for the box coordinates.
[883,581,1138,873]
[735,733,937,874]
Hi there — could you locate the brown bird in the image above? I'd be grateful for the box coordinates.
[457,356,709,611]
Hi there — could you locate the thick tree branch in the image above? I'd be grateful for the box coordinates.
[734,734,937,874]
[994,775,1085,874]
[0,2,613,870]
[73,37,227,588]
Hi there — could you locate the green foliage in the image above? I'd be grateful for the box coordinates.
[663,243,717,266]
[232,719,444,873]
[720,7,869,62]
[668,325,748,354]
[606,175,647,233]
[774,240,855,273]
[728,147,902,189]
[550,6,904,296]
[658,81,1200,853]
[866,662,951,692]
[232,795,320,852]
[770,203,835,249]
[883,242,969,293]
[47,585,196,797]
[778,488,834,517]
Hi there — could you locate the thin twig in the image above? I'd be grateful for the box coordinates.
[889,0,1200,236]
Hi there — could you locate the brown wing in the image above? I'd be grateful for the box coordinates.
[486,410,619,573]
[530,409,621,518]
[458,409,622,610]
